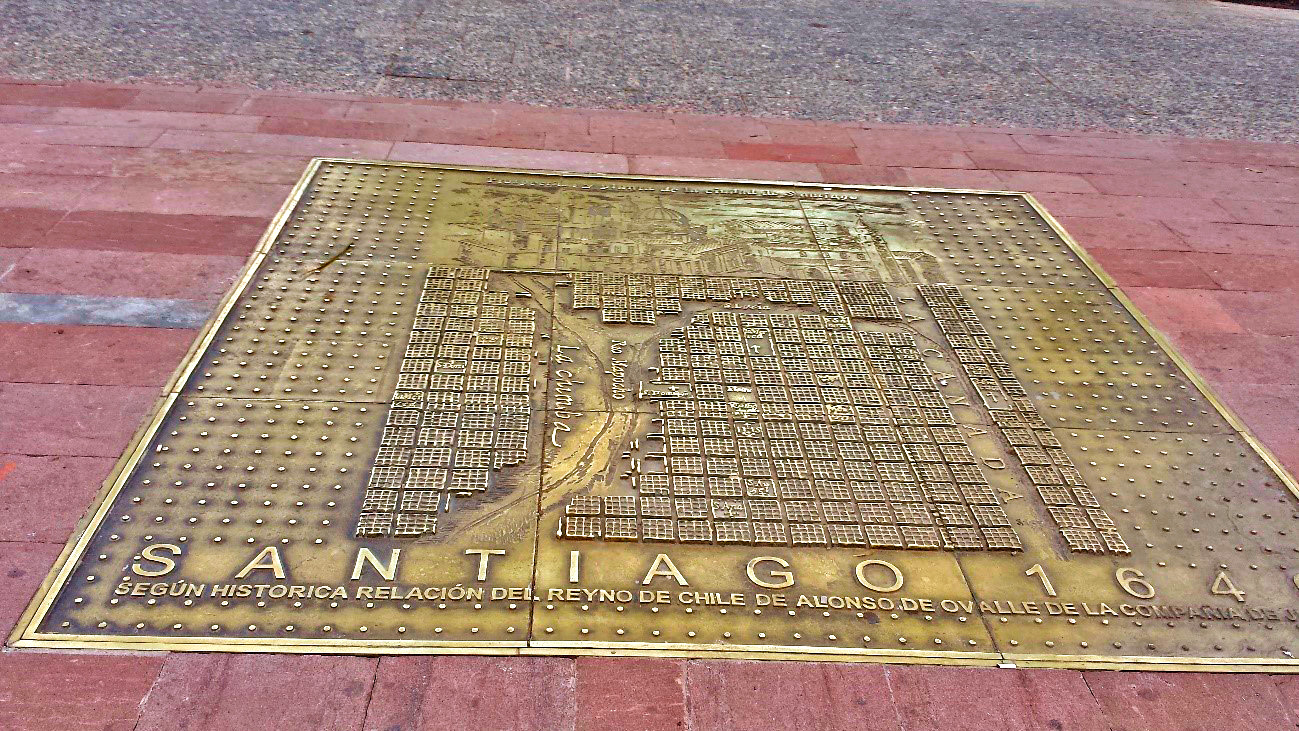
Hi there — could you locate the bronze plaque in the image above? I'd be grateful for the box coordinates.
[13,160,1299,670]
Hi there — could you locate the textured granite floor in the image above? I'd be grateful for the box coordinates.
[1,0,1297,141]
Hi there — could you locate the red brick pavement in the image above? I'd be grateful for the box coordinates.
[1,78,1298,730]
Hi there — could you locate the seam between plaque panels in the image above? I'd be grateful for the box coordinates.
[802,189,1118,656]
[527,270,561,648]
[899,282,1013,660]
[870,278,1009,658]
[794,196,842,282]
[904,283,1036,662]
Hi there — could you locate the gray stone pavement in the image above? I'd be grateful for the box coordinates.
[0,293,212,328]
[0,0,1297,140]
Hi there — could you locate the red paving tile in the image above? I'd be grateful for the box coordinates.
[1162,161,1299,191]
[575,657,685,731]
[544,131,615,154]
[135,654,378,731]
[764,121,856,146]
[239,94,353,118]
[0,454,116,542]
[105,149,313,185]
[588,114,675,138]
[258,115,409,141]
[1191,160,1299,186]
[1,142,303,184]
[0,207,65,247]
[686,660,898,731]
[124,87,249,114]
[364,656,576,731]
[1,141,137,177]
[628,155,822,181]
[74,177,291,217]
[855,145,974,169]
[613,135,726,157]
[345,100,496,128]
[37,210,269,255]
[389,141,629,173]
[221,87,370,103]
[669,114,769,142]
[897,167,1003,190]
[1054,217,1188,251]
[1216,198,1299,227]
[0,173,100,211]
[1174,138,1299,167]
[0,382,159,457]
[44,106,263,132]
[1086,248,1220,289]
[0,324,196,385]
[1087,171,1299,203]
[1211,290,1299,337]
[0,248,246,299]
[0,652,164,731]
[816,164,909,186]
[956,130,1025,152]
[993,169,1098,194]
[491,106,591,137]
[1124,287,1244,336]
[1011,133,1181,160]
[725,142,858,164]
[1186,252,1299,292]
[0,121,163,147]
[1169,331,1299,386]
[1271,675,1299,726]
[151,129,393,158]
[1017,669,1112,731]
[1210,383,1299,475]
[967,150,1148,176]
[406,126,547,148]
[0,246,26,276]
[887,665,1109,731]
[1034,192,1235,222]
[849,127,974,151]
[0,541,61,633]
[0,81,139,109]
[1083,671,1296,731]
[0,104,57,123]
[1164,220,1299,257]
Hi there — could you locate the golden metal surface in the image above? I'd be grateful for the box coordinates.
[12,160,1299,670]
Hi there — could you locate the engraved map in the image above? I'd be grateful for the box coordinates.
[15,161,1299,672]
